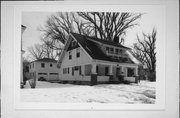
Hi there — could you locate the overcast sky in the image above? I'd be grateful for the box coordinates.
[22,12,157,60]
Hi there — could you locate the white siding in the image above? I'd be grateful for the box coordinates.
[97,76,109,82]
[60,47,92,81]
[29,61,60,81]
[124,77,136,82]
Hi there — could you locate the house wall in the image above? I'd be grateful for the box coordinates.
[59,38,139,84]
[29,61,59,81]
[124,77,136,82]
[97,76,109,82]
[59,47,93,81]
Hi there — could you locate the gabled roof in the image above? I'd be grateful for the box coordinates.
[70,33,134,64]
[33,58,57,63]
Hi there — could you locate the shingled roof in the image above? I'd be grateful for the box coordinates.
[71,33,134,64]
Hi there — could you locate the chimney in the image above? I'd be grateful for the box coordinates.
[114,36,119,43]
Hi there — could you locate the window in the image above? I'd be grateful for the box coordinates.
[119,49,123,54]
[106,47,109,52]
[41,63,45,68]
[63,68,69,74]
[50,73,58,75]
[115,49,119,54]
[79,66,81,75]
[72,67,74,76]
[76,48,80,58]
[71,40,77,47]
[110,48,114,53]
[96,66,99,74]
[74,66,79,70]
[50,64,53,67]
[69,51,72,60]
[84,64,91,76]
[127,68,135,77]
[38,73,47,75]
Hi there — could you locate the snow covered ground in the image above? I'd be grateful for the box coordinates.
[21,80,156,104]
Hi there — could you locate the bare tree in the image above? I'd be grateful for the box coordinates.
[28,42,60,61]
[28,44,45,61]
[38,12,88,45]
[132,28,157,81]
[38,12,142,50]
[41,38,62,60]
[78,12,142,43]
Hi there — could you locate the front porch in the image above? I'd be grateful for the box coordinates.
[84,62,139,85]
[60,62,139,85]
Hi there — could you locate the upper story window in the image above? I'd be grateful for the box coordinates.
[106,47,109,52]
[41,63,45,68]
[119,49,123,54]
[115,49,119,54]
[69,51,72,60]
[71,40,77,47]
[76,48,80,58]
[50,63,53,67]
[110,47,114,53]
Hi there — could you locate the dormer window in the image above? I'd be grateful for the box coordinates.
[119,49,123,54]
[71,40,77,47]
[115,49,119,54]
[106,47,109,51]
[110,48,114,53]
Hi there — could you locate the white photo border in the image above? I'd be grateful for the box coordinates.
[14,4,166,110]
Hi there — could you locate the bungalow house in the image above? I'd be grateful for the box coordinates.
[29,58,59,81]
[57,33,140,85]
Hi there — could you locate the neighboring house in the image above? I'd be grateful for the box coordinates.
[21,25,26,86]
[29,58,59,81]
[57,33,140,85]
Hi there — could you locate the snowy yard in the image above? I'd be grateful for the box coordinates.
[21,80,156,104]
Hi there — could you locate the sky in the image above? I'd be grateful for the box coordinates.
[22,12,157,60]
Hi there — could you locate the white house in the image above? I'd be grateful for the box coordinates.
[57,33,140,85]
[29,58,59,81]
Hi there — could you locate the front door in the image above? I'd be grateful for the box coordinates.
[74,66,79,81]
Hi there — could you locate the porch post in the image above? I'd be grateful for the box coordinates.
[81,65,85,75]
[91,63,97,85]
[109,65,113,75]
[135,67,139,83]
[135,67,138,76]
[91,63,97,74]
